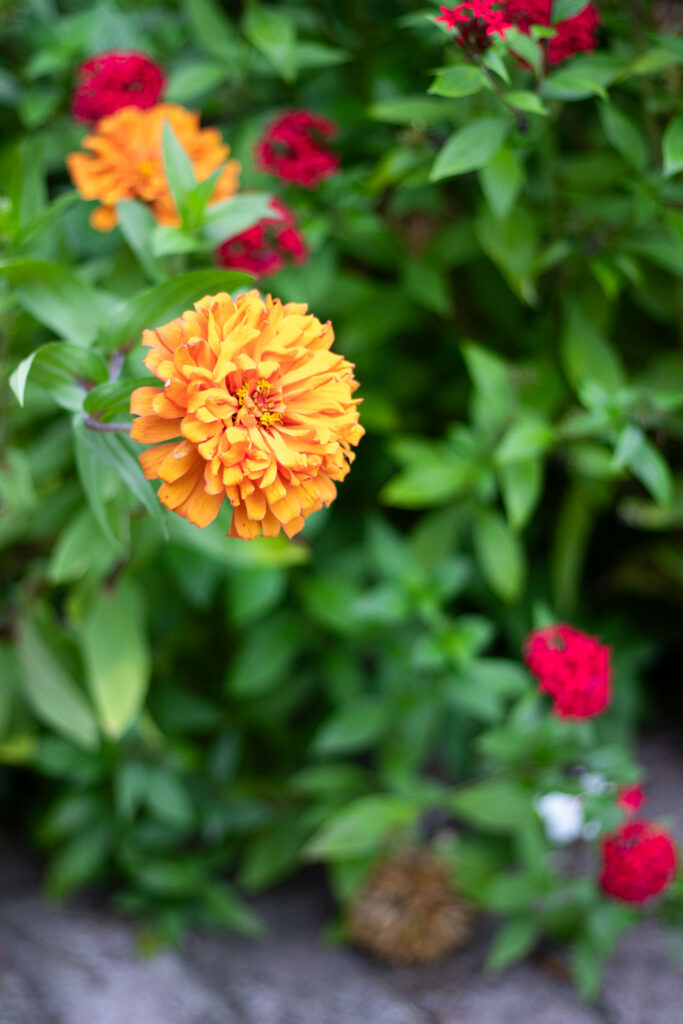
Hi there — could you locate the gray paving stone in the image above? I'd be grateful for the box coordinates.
[0,895,239,1024]
[379,919,604,1024]
[436,962,606,1024]
[601,922,683,1024]
[185,881,428,1024]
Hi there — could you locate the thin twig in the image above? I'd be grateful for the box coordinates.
[108,351,125,382]
[84,415,131,433]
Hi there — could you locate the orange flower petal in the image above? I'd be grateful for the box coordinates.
[232,503,261,540]
[131,386,162,416]
[138,442,177,480]
[158,461,204,511]
[131,415,182,443]
[187,486,224,528]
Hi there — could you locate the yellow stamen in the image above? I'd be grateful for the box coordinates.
[259,410,282,429]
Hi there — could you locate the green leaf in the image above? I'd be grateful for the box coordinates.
[499,457,543,531]
[461,342,513,431]
[495,414,554,464]
[48,508,120,584]
[17,618,99,751]
[243,3,297,82]
[505,91,548,116]
[15,191,79,250]
[504,27,543,76]
[572,936,606,1000]
[472,508,526,603]
[84,377,153,421]
[10,342,107,409]
[294,42,350,70]
[97,269,251,352]
[312,698,390,756]
[552,0,591,21]
[152,226,207,257]
[369,95,459,125]
[0,259,115,346]
[449,779,533,832]
[182,0,242,62]
[551,482,594,615]
[479,147,524,219]
[487,917,540,971]
[381,452,477,508]
[145,767,195,828]
[116,200,165,281]
[304,795,415,860]
[46,823,111,899]
[402,260,452,317]
[599,104,648,172]
[431,117,510,181]
[202,193,274,245]
[166,60,230,103]
[560,301,625,392]
[226,613,302,697]
[225,566,287,627]
[74,419,168,536]
[475,206,538,304]
[628,47,679,77]
[663,113,683,178]
[77,580,151,739]
[429,65,485,98]
[162,119,197,224]
[541,69,607,101]
[202,883,266,936]
[612,425,673,505]
[72,419,125,549]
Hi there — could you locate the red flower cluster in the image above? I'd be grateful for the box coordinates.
[72,51,166,123]
[437,1,510,52]
[504,0,600,66]
[600,822,678,903]
[255,110,338,188]
[617,784,646,816]
[215,199,307,279]
[524,624,612,719]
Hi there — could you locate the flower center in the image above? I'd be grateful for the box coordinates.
[137,160,157,177]
[233,376,282,429]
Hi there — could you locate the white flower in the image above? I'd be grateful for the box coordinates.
[535,792,584,845]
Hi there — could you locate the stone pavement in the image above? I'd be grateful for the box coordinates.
[0,736,681,1024]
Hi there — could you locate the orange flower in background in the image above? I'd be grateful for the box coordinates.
[130,291,364,539]
[66,103,240,231]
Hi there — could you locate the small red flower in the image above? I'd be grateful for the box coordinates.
[72,51,166,123]
[215,199,307,279]
[524,624,612,719]
[255,110,339,188]
[600,821,678,904]
[617,784,646,817]
[437,2,511,49]
[504,0,600,66]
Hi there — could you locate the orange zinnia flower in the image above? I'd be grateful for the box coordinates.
[130,291,364,539]
[66,102,240,231]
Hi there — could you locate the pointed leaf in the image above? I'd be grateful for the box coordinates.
[431,117,510,181]
[0,259,116,346]
[77,580,151,739]
[17,618,99,751]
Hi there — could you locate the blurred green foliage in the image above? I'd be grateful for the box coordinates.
[1,0,682,994]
